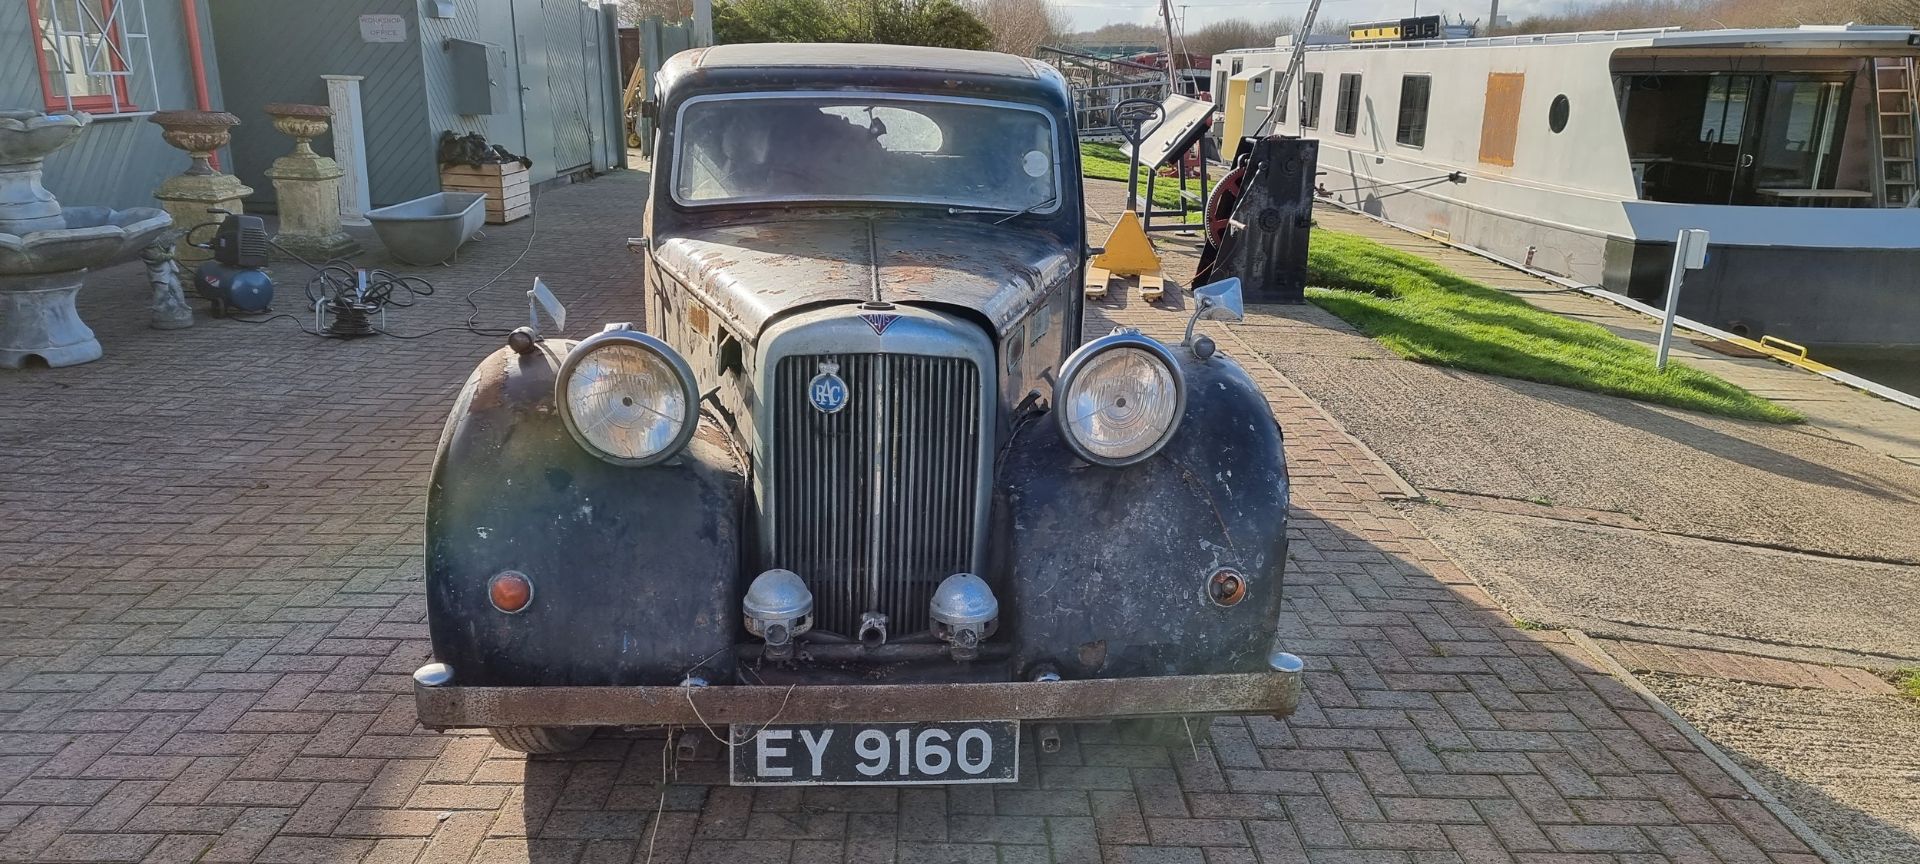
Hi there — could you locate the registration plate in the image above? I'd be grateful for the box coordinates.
[729,721,1019,785]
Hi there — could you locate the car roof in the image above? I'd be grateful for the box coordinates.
[693,43,1041,79]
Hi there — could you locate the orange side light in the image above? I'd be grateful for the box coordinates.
[489,571,534,614]
[1207,568,1248,607]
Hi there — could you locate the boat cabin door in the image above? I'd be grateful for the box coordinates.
[1741,75,1851,205]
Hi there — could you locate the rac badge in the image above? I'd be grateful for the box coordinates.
[809,361,849,414]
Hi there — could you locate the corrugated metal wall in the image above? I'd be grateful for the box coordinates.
[208,0,437,209]
[1,1,226,212]
[419,0,622,187]
[419,0,521,157]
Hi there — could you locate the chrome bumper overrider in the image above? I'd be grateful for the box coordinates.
[413,652,1304,729]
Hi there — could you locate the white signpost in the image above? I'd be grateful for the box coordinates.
[1656,228,1710,371]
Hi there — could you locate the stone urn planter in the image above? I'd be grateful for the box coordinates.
[149,109,240,176]
[0,111,172,368]
[149,109,251,270]
[262,102,356,260]
[264,102,332,157]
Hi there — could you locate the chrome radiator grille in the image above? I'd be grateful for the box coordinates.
[769,353,983,636]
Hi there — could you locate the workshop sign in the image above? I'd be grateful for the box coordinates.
[359,14,408,43]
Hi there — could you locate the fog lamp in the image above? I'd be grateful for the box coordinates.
[489,570,534,614]
[743,569,813,660]
[931,573,999,661]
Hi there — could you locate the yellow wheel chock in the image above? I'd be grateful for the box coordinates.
[1085,209,1165,302]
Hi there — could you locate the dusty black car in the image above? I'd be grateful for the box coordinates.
[415,43,1299,785]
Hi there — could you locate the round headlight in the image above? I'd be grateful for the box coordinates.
[555,329,699,466]
[1055,329,1186,466]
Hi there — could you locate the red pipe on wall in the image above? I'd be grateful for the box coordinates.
[179,0,218,169]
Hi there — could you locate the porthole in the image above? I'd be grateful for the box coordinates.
[1548,95,1570,133]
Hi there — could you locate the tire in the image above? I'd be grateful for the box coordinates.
[488,726,594,754]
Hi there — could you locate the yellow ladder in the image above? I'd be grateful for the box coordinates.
[1873,57,1919,207]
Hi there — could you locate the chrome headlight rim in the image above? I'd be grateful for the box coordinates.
[553,327,700,468]
[1054,329,1187,467]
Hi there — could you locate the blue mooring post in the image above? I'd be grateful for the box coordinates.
[1656,228,1710,371]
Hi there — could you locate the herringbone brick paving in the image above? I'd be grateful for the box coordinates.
[0,172,1818,862]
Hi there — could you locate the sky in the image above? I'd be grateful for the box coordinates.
[1062,0,1570,33]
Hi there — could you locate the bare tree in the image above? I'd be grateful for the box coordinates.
[619,0,695,24]
[1070,22,1164,44]
[968,0,1070,56]
[1502,0,1917,33]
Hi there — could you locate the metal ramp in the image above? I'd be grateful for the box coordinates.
[1873,57,1919,207]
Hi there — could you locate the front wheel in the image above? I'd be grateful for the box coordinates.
[489,725,594,754]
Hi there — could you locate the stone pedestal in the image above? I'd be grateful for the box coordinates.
[0,269,99,368]
[263,103,358,261]
[154,174,251,267]
[149,110,251,268]
[323,75,372,226]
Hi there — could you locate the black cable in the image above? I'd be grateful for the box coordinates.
[459,183,542,335]
[212,182,542,341]
[223,313,323,336]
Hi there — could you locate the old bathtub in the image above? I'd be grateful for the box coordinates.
[366,192,485,266]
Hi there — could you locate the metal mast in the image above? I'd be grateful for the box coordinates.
[1160,0,1180,95]
[1254,0,1325,136]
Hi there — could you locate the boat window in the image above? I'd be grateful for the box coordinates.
[1617,72,1863,206]
[1549,95,1569,133]
[1478,72,1525,167]
[1300,72,1324,129]
[1397,75,1431,148]
[1334,73,1362,135]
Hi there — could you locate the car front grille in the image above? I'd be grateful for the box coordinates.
[769,353,984,636]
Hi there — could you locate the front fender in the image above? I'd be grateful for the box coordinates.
[995,350,1289,679]
[426,343,745,687]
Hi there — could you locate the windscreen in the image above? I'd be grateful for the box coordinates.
[675,95,1058,212]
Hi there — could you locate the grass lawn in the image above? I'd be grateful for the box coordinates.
[1081,142,1201,222]
[1305,230,1803,424]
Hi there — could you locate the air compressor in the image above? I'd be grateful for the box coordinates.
[191,210,275,316]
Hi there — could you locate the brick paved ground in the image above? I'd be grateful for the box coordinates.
[0,171,1824,863]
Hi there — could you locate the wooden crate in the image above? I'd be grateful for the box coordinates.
[441,162,530,224]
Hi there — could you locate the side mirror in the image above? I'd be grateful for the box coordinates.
[1184,277,1244,350]
[1193,278,1245,322]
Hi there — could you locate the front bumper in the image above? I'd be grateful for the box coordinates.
[413,652,1304,729]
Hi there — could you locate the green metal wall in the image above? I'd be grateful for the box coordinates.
[208,0,438,210]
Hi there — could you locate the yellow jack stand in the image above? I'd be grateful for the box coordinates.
[1085,209,1165,302]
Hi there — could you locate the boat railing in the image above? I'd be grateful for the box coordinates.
[1220,27,1680,55]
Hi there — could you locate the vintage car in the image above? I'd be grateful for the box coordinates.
[414,43,1300,784]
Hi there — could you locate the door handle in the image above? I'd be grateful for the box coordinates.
[1739,154,1754,168]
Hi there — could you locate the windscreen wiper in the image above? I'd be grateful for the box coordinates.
[946,196,1058,224]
